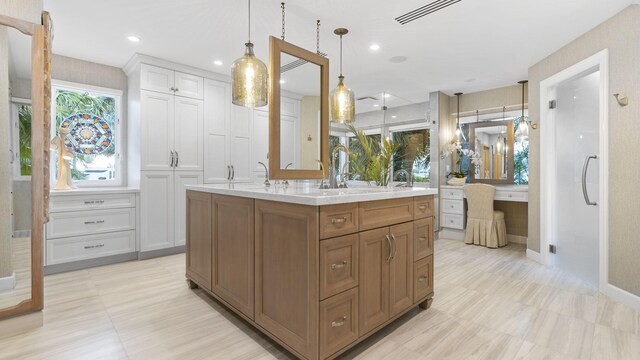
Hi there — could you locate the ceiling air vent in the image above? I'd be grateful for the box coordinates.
[356,96,379,101]
[395,0,462,25]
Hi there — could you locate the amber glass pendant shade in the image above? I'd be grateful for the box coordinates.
[231,42,268,108]
[330,75,355,123]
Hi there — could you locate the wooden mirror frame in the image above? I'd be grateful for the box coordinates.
[0,12,51,319]
[468,119,514,184]
[268,36,329,180]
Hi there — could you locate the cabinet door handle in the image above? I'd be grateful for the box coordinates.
[331,315,347,328]
[231,165,235,180]
[170,150,175,167]
[227,165,231,180]
[390,233,397,261]
[331,260,348,270]
[174,88,179,92]
[419,205,428,210]
[418,236,427,242]
[84,243,105,249]
[418,276,428,282]
[84,220,105,225]
[175,151,179,167]
[331,217,347,225]
[385,235,392,262]
[582,155,598,206]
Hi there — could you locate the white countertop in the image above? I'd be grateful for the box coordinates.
[186,183,438,206]
[441,184,529,192]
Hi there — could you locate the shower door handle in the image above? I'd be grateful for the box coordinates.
[581,155,598,206]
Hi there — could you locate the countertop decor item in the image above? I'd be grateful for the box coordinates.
[50,126,75,190]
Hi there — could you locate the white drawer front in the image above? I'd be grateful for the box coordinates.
[441,188,464,200]
[495,190,528,202]
[441,213,465,230]
[441,199,464,215]
[46,230,135,265]
[50,193,136,212]
[47,208,136,239]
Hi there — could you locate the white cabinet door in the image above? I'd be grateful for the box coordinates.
[252,109,269,177]
[141,91,174,171]
[141,64,174,95]
[280,114,298,168]
[175,71,204,100]
[229,105,252,182]
[174,171,203,247]
[140,171,175,252]
[174,97,204,171]
[204,79,230,183]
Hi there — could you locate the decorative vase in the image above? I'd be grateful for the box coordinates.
[447,176,467,186]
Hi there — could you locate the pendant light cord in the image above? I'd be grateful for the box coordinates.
[281,2,286,41]
[316,20,320,54]
[248,0,251,42]
[339,35,343,77]
[521,81,525,119]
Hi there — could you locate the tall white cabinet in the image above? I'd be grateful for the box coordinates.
[127,60,205,254]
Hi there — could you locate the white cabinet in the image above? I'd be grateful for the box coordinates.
[140,90,203,171]
[440,186,466,230]
[141,64,204,99]
[252,109,270,177]
[203,78,253,183]
[140,171,202,252]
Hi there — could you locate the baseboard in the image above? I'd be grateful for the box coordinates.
[0,272,16,291]
[44,252,138,275]
[526,249,542,263]
[603,283,640,312]
[507,234,528,245]
[138,245,185,260]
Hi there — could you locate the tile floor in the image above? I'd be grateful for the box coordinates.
[0,238,639,359]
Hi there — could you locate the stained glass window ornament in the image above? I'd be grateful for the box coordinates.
[60,113,113,155]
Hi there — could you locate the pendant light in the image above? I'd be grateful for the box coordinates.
[514,80,529,141]
[330,28,355,123]
[231,0,268,108]
[454,92,466,143]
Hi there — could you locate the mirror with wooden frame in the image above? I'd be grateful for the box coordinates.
[0,13,51,319]
[469,119,514,184]
[269,36,329,180]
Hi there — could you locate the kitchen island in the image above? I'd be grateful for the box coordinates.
[184,183,437,360]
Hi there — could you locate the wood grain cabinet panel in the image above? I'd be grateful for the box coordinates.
[389,222,414,317]
[358,227,391,335]
[319,288,358,359]
[320,234,359,300]
[413,217,434,261]
[359,198,413,231]
[414,196,435,219]
[319,203,359,239]
[414,255,434,303]
[255,200,319,360]
[186,191,212,290]
[212,195,254,319]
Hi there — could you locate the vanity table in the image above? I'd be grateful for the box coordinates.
[440,184,528,237]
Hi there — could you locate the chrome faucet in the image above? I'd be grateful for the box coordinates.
[339,161,350,188]
[283,163,293,186]
[317,160,328,189]
[330,144,350,189]
[258,162,270,186]
[394,168,413,187]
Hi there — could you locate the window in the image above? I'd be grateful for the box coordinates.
[329,135,342,177]
[11,102,32,178]
[348,132,381,181]
[513,116,529,184]
[51,81,122,186]
[391,128,430,183]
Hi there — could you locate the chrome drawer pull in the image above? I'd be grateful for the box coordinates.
[84,243,105,249]
[331,315,347,328]
[84,220,105,225]
[418,276,428,282]
[331,217,347,225]
[418,236,427,242]
[419,205,428,210]
[84,200,105,205]
[331,261,348,270]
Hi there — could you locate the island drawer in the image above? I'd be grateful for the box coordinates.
[320,203,359,239]
[319,288,359,359]
[414,217,434,261]
[359,198,413,231]
[414,255,433,302]
[414,196,434,219]
[320,234,359,300]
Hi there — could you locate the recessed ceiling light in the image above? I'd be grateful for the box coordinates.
[384,93,391,98]
[369,44,380,51]
[213,60,223,66]
[373,104,379,107]
[279,79,286,84]
[127,36,140,43]
[392,115,397,119]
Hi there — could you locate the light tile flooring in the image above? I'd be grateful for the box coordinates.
[1,239,639,359]
[0,237,32,309]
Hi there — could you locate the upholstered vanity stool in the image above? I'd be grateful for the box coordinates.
[463,184,508,248]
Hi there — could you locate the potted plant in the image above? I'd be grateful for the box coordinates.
[441,140,481,186]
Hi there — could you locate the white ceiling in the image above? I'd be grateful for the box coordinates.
[42,0,632,108]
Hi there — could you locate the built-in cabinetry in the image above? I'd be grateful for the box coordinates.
[185,191,435,360]
[440,186,466,230]
[45,189,139,273]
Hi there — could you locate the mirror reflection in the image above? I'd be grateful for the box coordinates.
[279,52,321,171]
[469,120,514,183]
[0,25,33,309]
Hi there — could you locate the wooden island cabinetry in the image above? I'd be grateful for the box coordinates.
[185,188,435,360]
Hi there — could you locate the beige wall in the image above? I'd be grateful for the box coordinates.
[299,96,320,169]
[528,5,640,296]
[0,0,42,23]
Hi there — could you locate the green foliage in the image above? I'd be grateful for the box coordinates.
[514,141,529,184]
[392,129,430,183]
[346,124,399,186]
[18,104,32,176]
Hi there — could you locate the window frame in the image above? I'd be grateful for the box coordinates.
[10,98,32,181]
[50,80,124,188]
